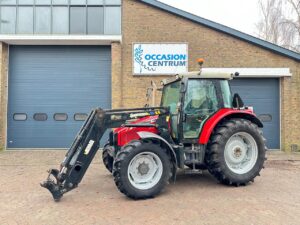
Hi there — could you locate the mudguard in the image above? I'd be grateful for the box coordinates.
[199,108,264,144]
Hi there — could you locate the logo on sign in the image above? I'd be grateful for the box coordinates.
[133,43,188,75]
[134,45,156,73]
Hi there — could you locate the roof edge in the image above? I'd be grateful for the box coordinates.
[139,0,300,62]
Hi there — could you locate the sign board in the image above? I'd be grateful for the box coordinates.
[133,43,188,75]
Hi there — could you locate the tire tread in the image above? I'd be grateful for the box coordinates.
[206,118,267,186]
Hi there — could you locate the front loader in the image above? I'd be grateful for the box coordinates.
[41,64,267,201]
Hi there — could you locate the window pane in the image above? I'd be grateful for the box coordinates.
[87,0,104,4]
[0,6,16,34]
[13,113,27,121]
[258,114,272,122]
[0,0,16,5]
[183,80,218,139]
[35,0,51,5]
[70,7,86,34]
[184,80,218,113]
[105,0,121,5]
[19,0,34,4]
[52,7,69,34]
[54,113,68,121]
[220,80,232,108]
[87,7,104,34]
[161,81,180,114]
[71,0,86,5]
[33,113,48,121]
[104,6,121,34]
[17,7,33,34]
[74,113,88,121]
[35,7,51,34]
[52,0,68,4]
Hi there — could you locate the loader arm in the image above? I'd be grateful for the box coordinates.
[41,107,169,201]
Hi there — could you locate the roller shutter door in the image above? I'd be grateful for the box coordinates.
[230,78,280,149]
[7,45,111,148]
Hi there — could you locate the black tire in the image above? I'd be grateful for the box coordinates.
[102,144,114,173]
[206,119,267,186]
[113,140,172,199]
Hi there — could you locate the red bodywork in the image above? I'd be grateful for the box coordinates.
[114,108,259,147]
[198,108,258,144]
[115,115,159,146]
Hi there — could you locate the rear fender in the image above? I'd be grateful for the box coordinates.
[137,131,177,181]
[199,109,263,144]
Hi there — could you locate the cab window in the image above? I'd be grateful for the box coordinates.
[161,81,180,114]
[184,80,218,114]
[183,80,219,139]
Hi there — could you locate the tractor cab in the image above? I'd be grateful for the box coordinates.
[161,71,235,144]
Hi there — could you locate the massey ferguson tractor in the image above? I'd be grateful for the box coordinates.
[41,62,267,201]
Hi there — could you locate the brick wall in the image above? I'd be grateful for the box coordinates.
[0,42,8,150]
[111,42,123,109]
[120,0,300,151]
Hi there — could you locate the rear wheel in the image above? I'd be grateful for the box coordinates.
[113,140,172,199]
[206,119,266,186]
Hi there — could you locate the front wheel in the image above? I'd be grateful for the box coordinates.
[102,144,114,173]
[206,119,266,186]
[113,140,172,199]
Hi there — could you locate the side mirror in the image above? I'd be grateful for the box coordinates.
[232,93,245,108]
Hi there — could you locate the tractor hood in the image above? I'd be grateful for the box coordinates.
[114,115,158,133]
[113,115,159,146]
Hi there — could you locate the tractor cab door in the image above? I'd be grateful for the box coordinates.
[182,79,219,140]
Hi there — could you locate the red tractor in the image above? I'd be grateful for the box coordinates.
[41,66,267,201]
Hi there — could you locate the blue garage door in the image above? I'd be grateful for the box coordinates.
[230,78,280,149]
[7,45,111,148]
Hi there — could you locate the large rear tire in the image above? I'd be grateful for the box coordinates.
[206,119,266,186]
[113,140,172,199]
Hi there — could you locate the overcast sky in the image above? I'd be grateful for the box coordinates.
[158,0,261,36]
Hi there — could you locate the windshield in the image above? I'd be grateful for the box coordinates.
[161,81,180,114]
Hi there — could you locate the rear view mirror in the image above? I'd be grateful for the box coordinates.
[232,93,245,108]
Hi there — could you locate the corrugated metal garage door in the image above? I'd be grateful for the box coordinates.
[7,45,111,148]
[230,78,280,149]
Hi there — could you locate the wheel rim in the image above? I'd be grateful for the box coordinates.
[224,132,258,175]
[127,152,163,190]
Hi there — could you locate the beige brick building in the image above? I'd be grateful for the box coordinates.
[0,0,299,151]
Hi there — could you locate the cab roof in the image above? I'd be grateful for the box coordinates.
[178,71,234,79]
[162,71,235,85]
